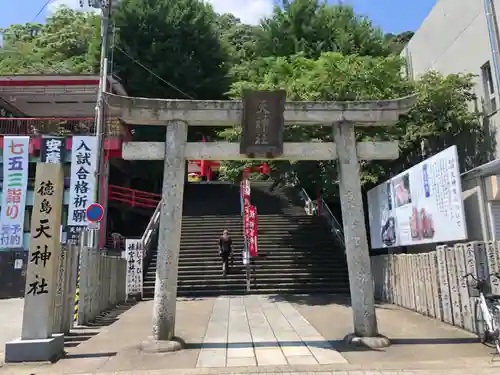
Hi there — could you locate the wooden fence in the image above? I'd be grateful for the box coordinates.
[371,241,500,333]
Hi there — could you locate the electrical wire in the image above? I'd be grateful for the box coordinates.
[32,0,53,22]
[115,46,195,100]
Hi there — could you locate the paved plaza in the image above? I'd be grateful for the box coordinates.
[0,298,23,360]
[1,295,500,375]
[196,296,347,367]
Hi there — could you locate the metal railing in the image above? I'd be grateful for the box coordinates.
[108,185,161,209]
[290,175,346,248]
[298,187,316,215]
[0,117,124,136]
[318,198,345,247]
[141,201,162,257]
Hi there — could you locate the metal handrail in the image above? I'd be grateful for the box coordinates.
[298,187,316,215]
[318,198,345,247]
[141,200,162,258]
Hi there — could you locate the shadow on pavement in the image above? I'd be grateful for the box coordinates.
[60,301,137,356]
[272,294,393,309]
[64,352,117,359]
[186,336,483,353]
[72,301,137,329]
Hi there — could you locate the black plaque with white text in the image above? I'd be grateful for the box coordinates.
[240,90,285,158]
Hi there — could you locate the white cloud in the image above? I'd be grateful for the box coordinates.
[48,0,274,25]
[206,0,273,25]
[48,0,100,13]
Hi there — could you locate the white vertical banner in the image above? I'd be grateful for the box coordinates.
[1,136,30,248]
[67,136,97,226]
[125,239,143,297]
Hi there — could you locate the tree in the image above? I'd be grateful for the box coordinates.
[218,52,490,201]
[215,13,260,65]
[112,0,230,101]
[0,7,99,74]
[255,0,391,59]
[385,31,414,54]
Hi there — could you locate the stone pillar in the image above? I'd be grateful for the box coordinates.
[332,122,378,338]
[5,163,65,362]
[151,120,187,346]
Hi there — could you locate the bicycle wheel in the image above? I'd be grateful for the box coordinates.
[474,299,488,343]
[490,306,500,355]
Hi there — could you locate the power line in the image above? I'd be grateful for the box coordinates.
[32,0,53,22]
[115,46,194,100]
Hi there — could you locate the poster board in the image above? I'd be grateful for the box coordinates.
[367,145,467,249]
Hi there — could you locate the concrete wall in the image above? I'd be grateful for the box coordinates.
[404,0,500,155]
[461,177,491,241]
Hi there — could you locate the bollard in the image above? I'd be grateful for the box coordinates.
[62,245,77,333]
[78,245,89,325]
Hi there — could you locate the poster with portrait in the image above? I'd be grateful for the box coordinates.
[367,145,467,249]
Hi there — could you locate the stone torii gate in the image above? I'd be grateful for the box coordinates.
[105,92,415,349]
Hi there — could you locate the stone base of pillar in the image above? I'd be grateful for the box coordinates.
[344,333,391,349]
[4,333,65,362]
[138,337,185,353]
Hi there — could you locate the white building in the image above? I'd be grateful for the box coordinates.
[404,0,500,243]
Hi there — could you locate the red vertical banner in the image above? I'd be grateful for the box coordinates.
[243,179,251,236]
[248,205,258,257]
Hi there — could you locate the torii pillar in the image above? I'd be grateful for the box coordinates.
[105,92,415,349]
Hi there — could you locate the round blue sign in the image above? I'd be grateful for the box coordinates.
[86,203,104,223]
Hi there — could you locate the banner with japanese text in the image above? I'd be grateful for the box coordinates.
[40,136,66,164]
[248,205,258,257]
[125,239,143,297]
[67,136,97,226]
[1,136,30,249]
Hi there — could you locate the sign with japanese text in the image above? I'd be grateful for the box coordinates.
[240,90,285,158]
[1,136,30,249]
[248,205,258,257]
[367,145,467,249]
[65,225,85,245]
[125,239,143,297]
[68,136,97,226]
[22,162,64,340]
[243,184,251,236]
[40,136,66,164]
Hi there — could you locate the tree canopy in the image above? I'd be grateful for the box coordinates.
[0,0,491,202]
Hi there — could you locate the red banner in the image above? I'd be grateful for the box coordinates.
[248,205,258,257]
[243,194,251,236]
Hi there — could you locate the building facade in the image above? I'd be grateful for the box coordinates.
[404,0,500,245]
[0,74,128,298]
[404,0,500,154]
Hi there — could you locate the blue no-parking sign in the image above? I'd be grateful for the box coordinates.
[86,203,104,223]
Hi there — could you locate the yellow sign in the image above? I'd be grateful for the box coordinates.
[21,163,64,340]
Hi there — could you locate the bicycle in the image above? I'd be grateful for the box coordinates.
[463,272,500,354]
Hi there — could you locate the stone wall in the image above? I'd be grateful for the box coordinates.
[371,241,500,333]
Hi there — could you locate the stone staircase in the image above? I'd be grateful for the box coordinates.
[142,182,350,298]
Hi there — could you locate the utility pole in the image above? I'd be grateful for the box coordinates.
[81,0,115,247]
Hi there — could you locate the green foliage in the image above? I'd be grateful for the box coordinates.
[0,0,487,204]
[112,0,230,100]
[219,54,490,200]
[0,7,99,74]
[256,1,391,59]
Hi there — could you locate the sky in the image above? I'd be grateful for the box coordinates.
[0,0,437,34]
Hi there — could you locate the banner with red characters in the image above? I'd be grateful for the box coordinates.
[247,205,258,257]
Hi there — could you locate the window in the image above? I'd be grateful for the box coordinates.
[481,61,497,114]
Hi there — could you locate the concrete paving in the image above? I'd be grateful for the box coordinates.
[0,298,23,358]
[288,294,495,364]
[0,295,499,375]
[196,295,347,367]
